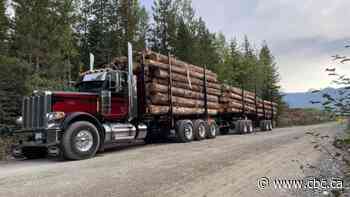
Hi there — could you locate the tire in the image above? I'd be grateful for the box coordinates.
[247,121,254,133]
[265,121,270,131]
[62,121,101,160]
[207,121,218,139]
[260,120,267,131]
[267,120,273,131]
[235,121,241,133]
[176,120,194,143]
[193,119,207,140]
[238,120,247,134]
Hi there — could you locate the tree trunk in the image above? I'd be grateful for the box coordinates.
[143,49,217,78]
[145,60,218,82]
[152,68,221,90]
[149,93,220,109]
[147,105,218,115]
[147,83,219,103]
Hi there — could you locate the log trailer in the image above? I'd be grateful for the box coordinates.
[12,43,277,160]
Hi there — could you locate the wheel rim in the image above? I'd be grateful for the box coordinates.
[243,124,247,133]
[184,124,193,140]
[210,124,216,136]
[198,124,206,138]
[75,130,93,152]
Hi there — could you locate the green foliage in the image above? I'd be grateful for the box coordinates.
[11,0,79,81]
[0,0,282,129]
[79,0,149,67]
[27,73,76,92]
[150,0,177,54]
[0,56,30,126]
[0,0,8,53]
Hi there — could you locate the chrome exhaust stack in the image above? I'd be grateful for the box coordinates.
[128,42,137,121]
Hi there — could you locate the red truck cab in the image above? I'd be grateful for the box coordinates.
[12,44,147,160]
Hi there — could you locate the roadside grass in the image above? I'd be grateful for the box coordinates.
[0,136,14,160]
[0,126,15,160]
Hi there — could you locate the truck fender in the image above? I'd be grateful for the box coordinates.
[61,112,105,147]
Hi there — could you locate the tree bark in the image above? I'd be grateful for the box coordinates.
[145,60,218,82]
[151,78,221,96]
[147,105,218,115]
[143,49,217,78]
[149,93,220,109]
[147,83,219,103]
[152,68,221,90]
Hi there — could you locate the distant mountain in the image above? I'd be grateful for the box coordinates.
[283,88,340,109]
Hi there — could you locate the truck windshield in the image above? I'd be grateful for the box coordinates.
[76,72,107,93]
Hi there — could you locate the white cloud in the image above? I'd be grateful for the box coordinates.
[191,0,350,92]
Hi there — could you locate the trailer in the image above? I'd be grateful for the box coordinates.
[11,43,277,160]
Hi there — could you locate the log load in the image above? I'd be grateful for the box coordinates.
[139,50,220,116]
[219,84,278,115]
[147,105,218,115]
[112,50,278,117]
[143,49,217,78]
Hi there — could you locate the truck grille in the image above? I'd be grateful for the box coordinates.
[22,92,52,129]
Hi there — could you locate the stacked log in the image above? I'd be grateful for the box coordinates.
[219,84,278,117]
[141,50,220,115]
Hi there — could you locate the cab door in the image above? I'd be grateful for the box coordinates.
[104,71,128,120]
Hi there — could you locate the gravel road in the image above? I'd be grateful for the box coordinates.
[0,123,341,197]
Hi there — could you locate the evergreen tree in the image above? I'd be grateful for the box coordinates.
[11,0,78,80]
[77,0,93,68]
[0,56,30,126]
[173,0,196,62]
[190,18,220,70]
[259,42,280,101]
[117,0,149,54]
[241,35,258,91]
[228,38,243,86]
[134,6,149,50]
[0,0,8,54]
[150,0,177,54]
[193,18,219,70]
[88,0,113,66]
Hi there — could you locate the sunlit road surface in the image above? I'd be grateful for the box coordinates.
[0,123,339,197]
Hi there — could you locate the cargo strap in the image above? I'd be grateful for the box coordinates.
[186,65,192,89]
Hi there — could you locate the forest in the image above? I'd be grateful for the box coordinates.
[0,0,280,128]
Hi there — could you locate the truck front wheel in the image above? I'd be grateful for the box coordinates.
[62,121,101,160]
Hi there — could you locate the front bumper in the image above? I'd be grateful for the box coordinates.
[12,129,62,157]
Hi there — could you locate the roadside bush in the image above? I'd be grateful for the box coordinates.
[277,108,332,127]
[0,126,14,160]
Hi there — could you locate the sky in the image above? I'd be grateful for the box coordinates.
[140,0,350,93]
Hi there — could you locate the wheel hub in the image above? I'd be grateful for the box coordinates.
[210,125,216,136]
[75,130,93,152]
[198,124,206,138]
[184,124,193,140]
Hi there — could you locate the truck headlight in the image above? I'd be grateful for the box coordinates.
[47,112,66,121]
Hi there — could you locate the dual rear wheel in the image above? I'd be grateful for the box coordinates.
[176,119,217,143]
[236,120,254,134]
[260,120,273,131]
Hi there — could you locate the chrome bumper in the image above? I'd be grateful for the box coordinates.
[12,129,62,157]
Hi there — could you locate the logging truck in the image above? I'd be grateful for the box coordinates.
[12,43,277,160]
